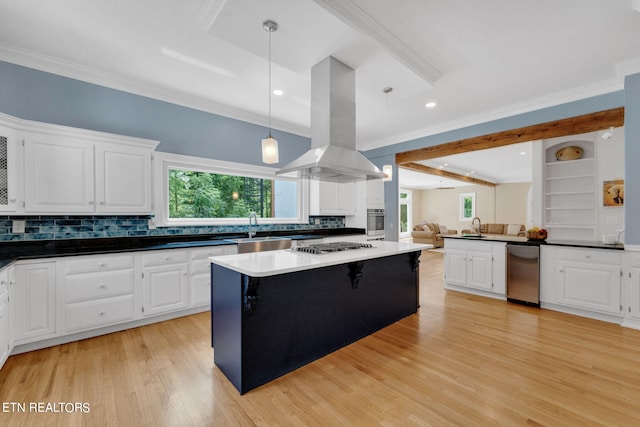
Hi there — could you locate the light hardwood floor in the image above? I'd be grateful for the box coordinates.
[1,250,640,426]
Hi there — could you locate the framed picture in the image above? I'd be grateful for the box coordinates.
[603,180,624,206]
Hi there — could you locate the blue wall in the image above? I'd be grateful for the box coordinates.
[624,74,640,246]
[0,61,311,165]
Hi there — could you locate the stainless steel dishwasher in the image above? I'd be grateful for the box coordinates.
[506,244,540,307]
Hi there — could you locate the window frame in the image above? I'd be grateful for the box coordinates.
[153,152,308,227]
[459,192,476,222]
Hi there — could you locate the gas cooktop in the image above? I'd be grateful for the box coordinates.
[292,241,373,254]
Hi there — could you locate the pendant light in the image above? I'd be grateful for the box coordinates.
[261,20,279,164]
[382,87,393,181]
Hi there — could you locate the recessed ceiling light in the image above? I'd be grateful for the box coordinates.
[273,89,284,96]
[425,101,437,108]
[520,151,527,155]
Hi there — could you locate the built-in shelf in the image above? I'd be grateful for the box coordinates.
[543,139,597,242]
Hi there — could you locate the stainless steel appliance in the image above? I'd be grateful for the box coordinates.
[367,208,385,240]
[506,244,540,306]
[292,241,373,254]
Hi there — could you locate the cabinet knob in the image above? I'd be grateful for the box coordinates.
[99,201,106,206]
[585,255,591,259]
[99,262,105,267]
[9,198,16,203]
[559,269,564,273]
[99,311,105,316]
[89,201,94,205]
[9,280,14,286]
[0,280,5,285]
[99,284,106,289]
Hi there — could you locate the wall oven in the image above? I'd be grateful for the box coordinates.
[367,208,385,240]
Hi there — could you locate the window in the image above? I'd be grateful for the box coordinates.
[399,189,412,238]
[459,192,476,221]
[155,153,306,226]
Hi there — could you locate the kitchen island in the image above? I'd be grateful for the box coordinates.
[209,241,429,394]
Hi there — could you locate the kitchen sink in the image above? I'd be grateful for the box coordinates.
[226,236,292,253]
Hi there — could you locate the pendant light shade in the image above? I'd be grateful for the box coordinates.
[261,20,279,164]
[382,164,393,181]
[262,133,279,164]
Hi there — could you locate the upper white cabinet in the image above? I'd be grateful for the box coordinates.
[95,143,153,213]
[309,180,356,215]
[24,131,95,213]
[0,119,22,213]
[366,179,385,208]
[6,116,159,215]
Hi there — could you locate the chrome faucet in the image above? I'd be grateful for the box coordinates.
[248,212,258,238]
[471,217,482,235]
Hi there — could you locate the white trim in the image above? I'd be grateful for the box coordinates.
[625,244,640,252]
[153,152,308,227]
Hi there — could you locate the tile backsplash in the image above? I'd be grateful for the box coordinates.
[0,215,346,241]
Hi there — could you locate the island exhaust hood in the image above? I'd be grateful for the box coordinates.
[276,56,384,183]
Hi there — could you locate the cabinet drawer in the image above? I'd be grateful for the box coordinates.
[191,258,214,275]
[65,270,134,302]
[65,254,134,275]
[65,295,134,332]
[143,250,188,267]
[556,247,622,265]
[190,245,235,260]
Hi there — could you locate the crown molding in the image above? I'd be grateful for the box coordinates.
[0,43,309,138]
[312,0,441,87]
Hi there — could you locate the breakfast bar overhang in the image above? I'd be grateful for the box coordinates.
[209,241,429,394]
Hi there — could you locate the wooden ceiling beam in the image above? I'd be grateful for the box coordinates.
[399,162,496,187]
[395,107,624,164]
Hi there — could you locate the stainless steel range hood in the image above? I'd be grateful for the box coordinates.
[276,56,384,183]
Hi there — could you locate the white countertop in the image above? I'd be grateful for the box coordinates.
[209,241,431,277]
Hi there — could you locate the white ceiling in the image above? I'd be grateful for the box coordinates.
[1,0,639,186]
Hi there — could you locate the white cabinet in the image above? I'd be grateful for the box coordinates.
[623,252,640,328]
[61,254,136,333]
[142,250,189,317]
[190,245,236,307]
[444,239,505,297]
[0,122,21,213]
[541,246,622,319]
[366,179,385,208]
[0,268,12,368]
[14,262,57,344]
[23,122,158,214]
[95,144,153,213]
[310,181,356,215]
[24,132,95,213]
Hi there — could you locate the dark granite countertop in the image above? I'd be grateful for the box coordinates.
[0,228,366,269]
[443,234,624,250]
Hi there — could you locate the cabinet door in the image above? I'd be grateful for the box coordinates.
[467,251,493,290]
[556,260,621,315]
[142,264,188,316]
[445,249,467,286]
[0,125,19,212]
[311,181,356,215]
[14,262,57,343]
[366,179,384,208]
[24,133,95,213]
[95,144,152,213]
[0,270,10,367]
[628,266,640,320]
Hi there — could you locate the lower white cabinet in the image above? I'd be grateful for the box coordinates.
[541,246,623,319]
[190,245,236,307]
[142,250,189,317]
[444,239,505,297]
[0,268,11,367]
[61,254,136,333]
[624,252,640,328]
[14,261,57,344]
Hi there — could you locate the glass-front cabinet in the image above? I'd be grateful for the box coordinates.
[0,124,19,213]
